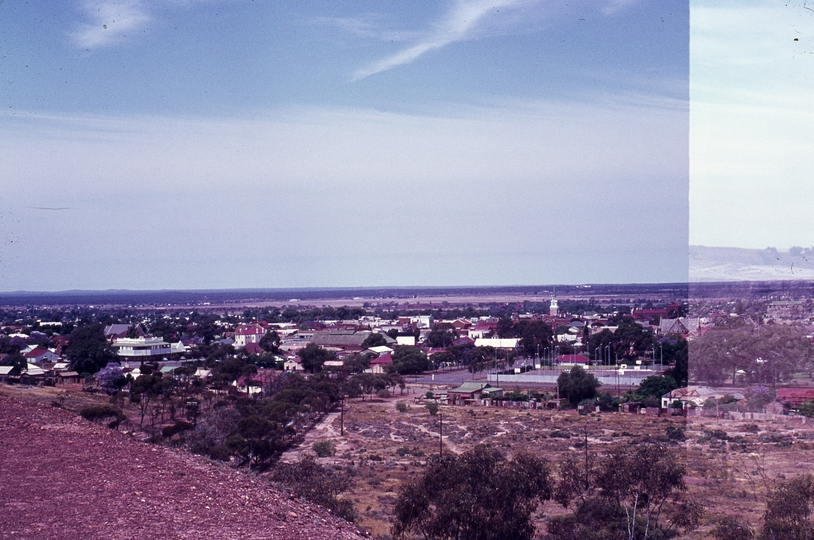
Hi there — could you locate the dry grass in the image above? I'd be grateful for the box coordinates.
[284,389,814,539]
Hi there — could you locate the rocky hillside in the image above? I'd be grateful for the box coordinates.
[0,395,367,539]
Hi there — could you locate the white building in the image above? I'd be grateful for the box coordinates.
[233,323,266,348]
[474,338,519,350]
[112,337,172,360]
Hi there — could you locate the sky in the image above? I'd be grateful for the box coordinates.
[690,0,814,251]
[0,0,689,291]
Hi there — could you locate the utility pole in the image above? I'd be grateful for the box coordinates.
[584,419,590,491]
[340,396,344,436]
[439,413,443,457]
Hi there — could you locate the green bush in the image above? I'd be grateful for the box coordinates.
[395,400,408,413]
[209,445,231,461]
[426,401,439,416]
[798,400,814,417]
[666,425,686,441]
[162,420,193,438]
[396,446,425,457]
[80,405,124,426]
[313,440,335,458]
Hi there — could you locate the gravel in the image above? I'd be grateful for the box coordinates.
[0,395,367,539]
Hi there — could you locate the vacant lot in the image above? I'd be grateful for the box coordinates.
[284,389,814,539]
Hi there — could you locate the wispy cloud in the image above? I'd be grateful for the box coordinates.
[351,0,530,81]
[69,0,151,49]
[602,0,638,16]
[312,14,418,42]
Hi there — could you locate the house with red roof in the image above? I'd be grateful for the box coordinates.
[24,348,60,364]
[369,353,393,374]
[468,321,497,339]
[556,354,590,365]
[233,323,266,349]
[777,387,814,407]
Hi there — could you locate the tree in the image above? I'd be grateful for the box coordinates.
[259,330,281,353]
[97,362,127,395]
[690,324,814,386]
[392,445,552,540]
[65,323,115,375]
[360,332,388,350]
[558,365,600,406]
[342,352,373,374]
[425,328,457,348]
[1,352,26,376]
[229,414,283,465]
[390,346,431,375]
[634,375,678,403]
[761,474,814,540]
[550,443,701,540]
[519,320,554,357]
[596,444,699,540]
[129,372,173,428]
[297,343,335,374]
[612,317,653,361]
[660,337,688,386]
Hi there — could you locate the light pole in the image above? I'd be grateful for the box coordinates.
[660,343,663,371]
[340,396,345,436]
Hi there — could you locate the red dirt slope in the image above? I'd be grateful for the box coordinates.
[0,395,366,539]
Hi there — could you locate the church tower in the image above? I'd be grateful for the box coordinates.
[549,297,559,317]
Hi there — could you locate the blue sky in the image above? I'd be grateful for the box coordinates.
[690,0,814,252]
[0,0,689,290]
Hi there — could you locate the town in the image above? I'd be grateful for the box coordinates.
[2,282,814,539]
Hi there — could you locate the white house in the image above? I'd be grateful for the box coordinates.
[112,337,172,361]
[233,323,266,349]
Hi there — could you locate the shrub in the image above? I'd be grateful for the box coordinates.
[80,405,125,428]
[395,400,408,413]
[209,445,231,462]
[313,440,335,458]
[271,455,356,522]
[162,420,193,438]
[711,516,755,540]
[396,446,425,457]
[377,389,390,399]
[426,401,439,416]
[798,400,814,418]
[643,395,660,408]
[666,425,686,441]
